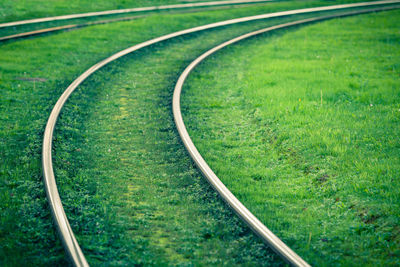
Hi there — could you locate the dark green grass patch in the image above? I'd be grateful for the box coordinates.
[182,9,400,266]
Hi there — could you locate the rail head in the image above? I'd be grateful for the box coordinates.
[42,1,399,266]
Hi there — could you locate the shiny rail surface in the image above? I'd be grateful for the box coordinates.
[0,0,272,28]
[42,1,400,266]
[172,6,399,266]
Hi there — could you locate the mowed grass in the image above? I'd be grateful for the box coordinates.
[0,1,346,264]
[57,27,290,265]
[182,10,400,266]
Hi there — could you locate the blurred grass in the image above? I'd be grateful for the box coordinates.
[182,9,400,266]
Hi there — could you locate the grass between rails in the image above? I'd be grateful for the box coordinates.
[181,9,400,266]
[54,29,288,265]
[0,2,348,265]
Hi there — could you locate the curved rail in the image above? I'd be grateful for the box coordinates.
[42,1,400,266]
[0,0,272,29]
[172,6,399,266]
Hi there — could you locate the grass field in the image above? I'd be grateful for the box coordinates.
[1,0,398,265]
[182,9,400,266]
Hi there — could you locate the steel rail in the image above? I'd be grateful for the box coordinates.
[42,1,400,266]
[172,5,399,266]
[0,0,273,29]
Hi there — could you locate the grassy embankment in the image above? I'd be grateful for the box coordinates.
[0,1,361,265]
[182,9,400,266]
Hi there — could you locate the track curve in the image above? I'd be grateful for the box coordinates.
[42,1,400,266]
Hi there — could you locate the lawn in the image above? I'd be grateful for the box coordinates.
[182,9,400,266]
[1,1,346,265]
[1,0,398,265]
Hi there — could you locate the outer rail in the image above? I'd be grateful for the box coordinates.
[42,1,400,266]
[172,6,399,266]
[0,0,272,29]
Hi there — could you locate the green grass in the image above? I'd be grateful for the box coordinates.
[1,0,398,265]
[56,29,287,265]
[182,9,400,266]
[0,2,349,265]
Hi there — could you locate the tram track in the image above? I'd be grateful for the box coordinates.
[41,1,400,266]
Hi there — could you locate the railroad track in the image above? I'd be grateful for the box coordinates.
[0,0,272,42]
[41,1,400,266]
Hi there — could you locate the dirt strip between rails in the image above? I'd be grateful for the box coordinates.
[41,1,400,266]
